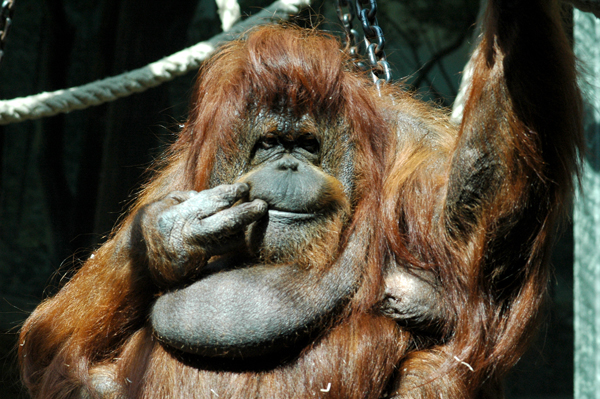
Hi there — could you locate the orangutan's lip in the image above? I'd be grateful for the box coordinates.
[267,209,317,221]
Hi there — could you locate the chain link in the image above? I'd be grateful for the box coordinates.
[0,0,15,67]
[336,0,391,86]
[335,0,358,59]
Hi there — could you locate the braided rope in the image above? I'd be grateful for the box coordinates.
[0,0,310,125]
[216,0,242,31]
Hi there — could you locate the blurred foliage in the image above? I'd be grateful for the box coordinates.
[390,0,480,33]
[378,0,480,101]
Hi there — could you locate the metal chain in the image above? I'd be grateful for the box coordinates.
[336,0,391,86]
[0,0,15,67]
[336,0,359,59]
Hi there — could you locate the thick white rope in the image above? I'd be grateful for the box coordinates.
[450,48,476,125]
[0,0,310,125]
[216,0,242,32]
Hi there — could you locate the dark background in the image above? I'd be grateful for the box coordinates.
[0,0,573,398]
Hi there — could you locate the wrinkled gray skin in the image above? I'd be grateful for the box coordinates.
[132,128,443,359]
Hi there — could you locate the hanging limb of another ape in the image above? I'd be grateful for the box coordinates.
[383,0,582,396]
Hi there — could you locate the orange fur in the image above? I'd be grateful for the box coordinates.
[20,2,582,397]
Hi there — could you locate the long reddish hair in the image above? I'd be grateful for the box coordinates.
[19,25,402,399]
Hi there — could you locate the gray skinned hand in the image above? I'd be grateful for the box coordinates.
[132,183,267,285]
